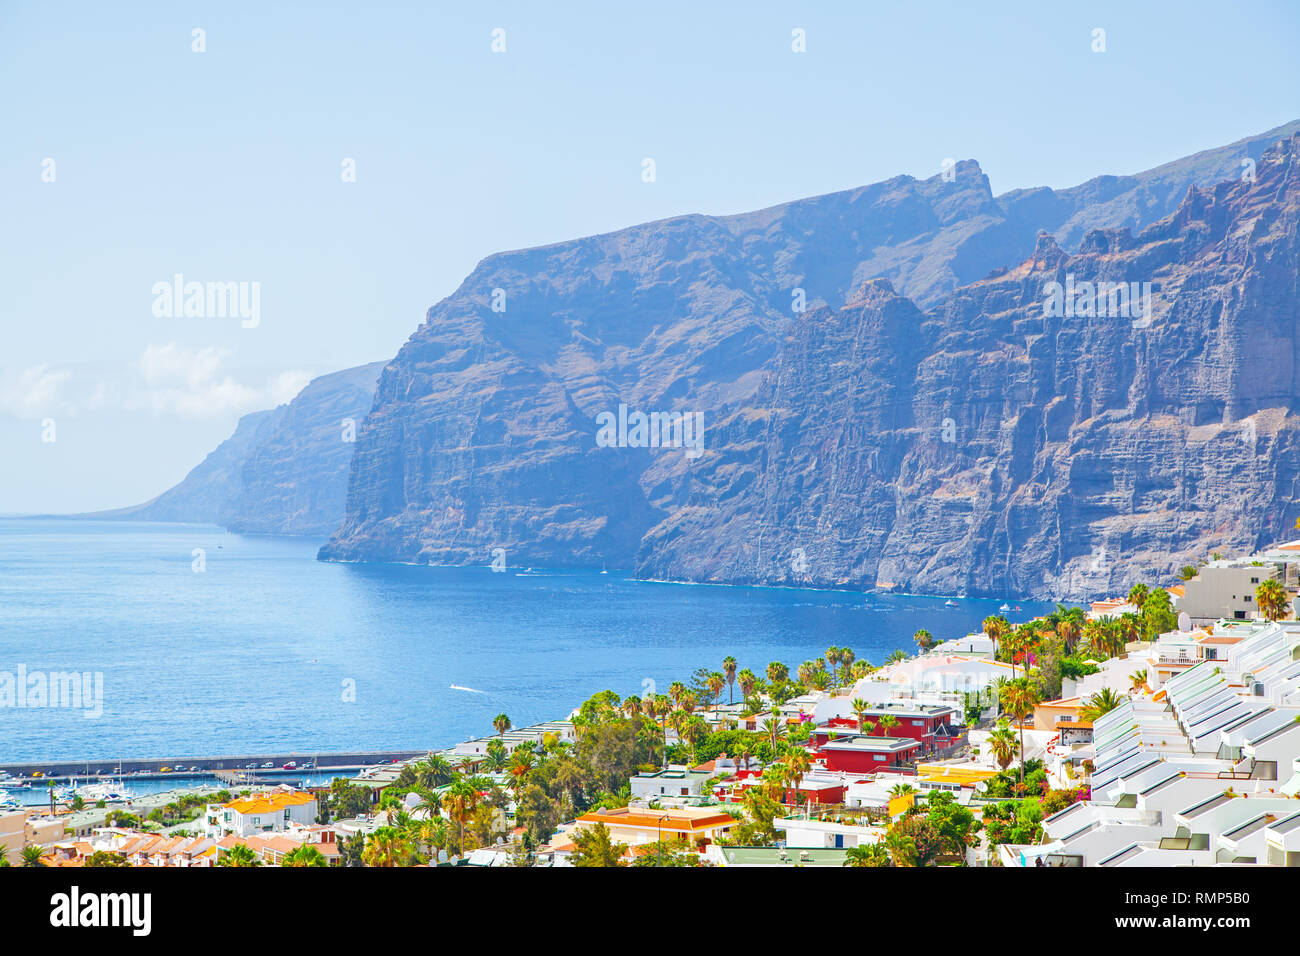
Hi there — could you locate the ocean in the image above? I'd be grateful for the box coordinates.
[0,519,1055,763]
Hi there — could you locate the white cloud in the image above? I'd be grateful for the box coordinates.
[0,364,73,417]
[0,346,314,421]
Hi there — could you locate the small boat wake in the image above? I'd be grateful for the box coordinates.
[449,684,486,695]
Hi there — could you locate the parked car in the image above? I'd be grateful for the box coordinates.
[261,762,274,769]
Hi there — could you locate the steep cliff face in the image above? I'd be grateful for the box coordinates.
[322,127,1300,598]
[639,136,1300,597]
[226,363,387,535]
[111,362,384,534]
[112,407,285,525]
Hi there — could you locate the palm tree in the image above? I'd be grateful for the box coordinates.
[913,629,934,653]
[1127,583,1150,610]
[737,669,757,701]
[362,828,411,867]
[444,778,480,855]
[885,649,907,665]
[415,754,455,789]
[282,845,327,867]
[839,648,856,686]
[416,817,449,861]
[1055,605,1086,654]
[761,715,787,748]
[492,713,511,736]
[1256,578,1290,621]
[1117,611,1141,647]
[722,656,738,704]
[889,782,916,797]
[20,844,46,867]
[999,678,1041,785]
[1130,669,1149,693]
[766,661,789,686]
[218,843,260,867]
[982,615,1010,660]
[668,681,686,709]
[681,715,709,764]
[784,750,811,797]
[850,697,871,736]
[986,720,1018,770]
[843,842,890,867]
[884,828,918,867]
[706,672,726,708]
[410,787,442,821]
[825,647,843,687]
[877,714,899,737]
[1080,687,1125,723]
[990,676,1009,717]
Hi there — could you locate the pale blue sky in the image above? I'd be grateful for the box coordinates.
[3,0,1298,512]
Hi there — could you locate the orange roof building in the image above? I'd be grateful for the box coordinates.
[571,806,737,847]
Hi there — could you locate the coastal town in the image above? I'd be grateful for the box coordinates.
[5,540,1300,868]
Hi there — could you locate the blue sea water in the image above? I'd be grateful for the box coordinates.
[0,519,1056,763]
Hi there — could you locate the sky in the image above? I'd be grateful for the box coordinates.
[2,0,1299,513]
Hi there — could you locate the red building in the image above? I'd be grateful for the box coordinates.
[811,704,962,755]
[816,735,920,774]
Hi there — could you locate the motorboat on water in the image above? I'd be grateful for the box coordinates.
[999,603,1012,612]
[77,781,130,803]
[944,599,958,607]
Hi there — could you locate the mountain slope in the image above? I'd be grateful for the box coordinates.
[640,135,1300,596]
[108,362,384,534]
[321,125,1300,598]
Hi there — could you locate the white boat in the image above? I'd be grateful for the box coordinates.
[999,603,1011,612]
[78,782,130,802]
[944,599,958,607]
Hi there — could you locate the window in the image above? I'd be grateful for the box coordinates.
[1251,761,1278,781]
[912,719,925,727]
[873,754,885,761]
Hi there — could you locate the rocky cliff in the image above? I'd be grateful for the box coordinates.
[109,362,384,534]
[320,125,1300,599]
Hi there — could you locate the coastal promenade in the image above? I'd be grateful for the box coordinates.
[0,749,428,784]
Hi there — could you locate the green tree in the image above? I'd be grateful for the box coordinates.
[986,720,1019,770]
[999,678,1041,785]
[218,843,261,867]
[1080,687,1125,722]
[1256,578,1290,622]
[1139,588,1178,639]
[913,629,934,653]
[843,842,890,867]
[570,822,627,867]
[21,844,46,867]
[493,713,512,736]
[282,845,328,867]
[722,656,738,704]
